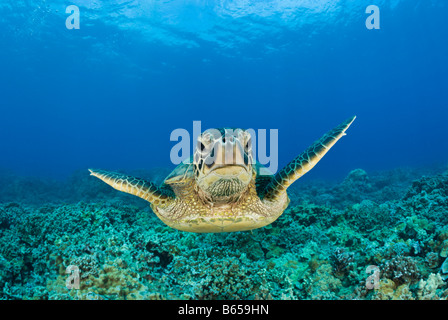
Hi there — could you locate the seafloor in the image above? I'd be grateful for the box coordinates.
[1,165,448,300]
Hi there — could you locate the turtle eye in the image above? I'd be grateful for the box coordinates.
[244,138,251,152]
[197,140,207,153]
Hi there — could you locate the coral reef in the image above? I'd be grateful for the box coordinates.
[381,256,421,286]
[0,165,447,299]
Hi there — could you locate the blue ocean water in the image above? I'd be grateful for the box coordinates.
[1,0,447,180]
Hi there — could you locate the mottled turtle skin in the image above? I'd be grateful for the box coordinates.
[90,116,355,233]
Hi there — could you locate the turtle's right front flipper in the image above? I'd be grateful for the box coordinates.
[89,169,175,208]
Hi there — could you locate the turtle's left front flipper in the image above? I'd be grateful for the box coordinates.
[262,116,356,201]
[89,169,175,208]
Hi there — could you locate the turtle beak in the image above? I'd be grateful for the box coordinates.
[210,164,248,176]
[205,138,250,175]
[194,129,253,200]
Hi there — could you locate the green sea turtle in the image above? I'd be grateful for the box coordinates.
[89,116,355,233]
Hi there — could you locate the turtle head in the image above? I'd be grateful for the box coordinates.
[193,128,253,202]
